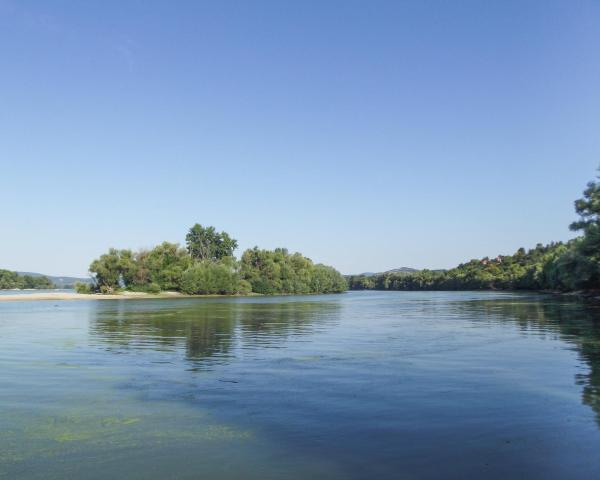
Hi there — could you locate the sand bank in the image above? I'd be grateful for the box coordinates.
[0,291,191,302]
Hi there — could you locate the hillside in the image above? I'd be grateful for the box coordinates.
[17,272,92,288]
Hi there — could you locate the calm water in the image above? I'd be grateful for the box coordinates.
[2,291,600,479]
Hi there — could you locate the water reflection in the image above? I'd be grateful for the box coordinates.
[89,294,600,429]
[453,295,600,426]
[7,292,600,479]
[89,299,341,370]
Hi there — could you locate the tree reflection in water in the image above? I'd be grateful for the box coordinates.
[452,296,600,426]
[89,294,600,427]
[89,299,341,370]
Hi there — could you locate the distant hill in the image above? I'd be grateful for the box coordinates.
[352,267,449,276]
[353,267,418,277]
[384,267,418,274]
[17,272,92,288]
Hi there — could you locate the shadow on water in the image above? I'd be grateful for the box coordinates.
[89,298,341,371]
[452,295,600,427]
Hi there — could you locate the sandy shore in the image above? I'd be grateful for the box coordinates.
[0,291,195,302]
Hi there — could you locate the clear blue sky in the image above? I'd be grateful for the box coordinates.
[1,0,599,277]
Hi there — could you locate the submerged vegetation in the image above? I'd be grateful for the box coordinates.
[349,170,600,293]
[87,224,347,295]
[0,270,54,290]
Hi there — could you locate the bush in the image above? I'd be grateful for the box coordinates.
[240,247,347,294]
[146,282,161,294]
[181,262,240,295]
[75,282,92,294]
[237,279,252,295]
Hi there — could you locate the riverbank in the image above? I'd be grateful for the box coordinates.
[5,289,598,303]
[346,288,600,304]
[0,291,260,302]
[543,289,600,304]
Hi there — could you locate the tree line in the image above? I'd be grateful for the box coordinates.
[81,224,347,295]
[0,270,54,290]
[349,170,600,293]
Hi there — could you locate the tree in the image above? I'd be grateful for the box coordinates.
[180,261,241,295]
[240,247,347,294]
[185,224,238,261]
[87,226,346,295]
[0,270,55,289]
[568,172,600,289]
[0,269,24,289]
[143,242,191,291]
[571,174,600,235]
[89,248,131,290]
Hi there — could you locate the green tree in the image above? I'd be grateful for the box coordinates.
[180,261,241,295]
[75,282,92,294]
[143,242,191,291]
[568,173,600,288]
[22,275,54,289]
[185,224,238,261]
[87,227,345,295]
[240,247,346,294]
[0,269,24,289]
[0,270,55,290]
[89,248,133,290]
[571,175,600,235]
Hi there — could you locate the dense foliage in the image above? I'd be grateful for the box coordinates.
[181,258,248,295]
[349,171,600,293]
[0,270,54,289]
[240,247,348,294]
[186,224,238,261]
[88,225,346,295]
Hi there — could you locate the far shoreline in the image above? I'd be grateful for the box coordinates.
[0,291,263,302]
[2,289,598,303]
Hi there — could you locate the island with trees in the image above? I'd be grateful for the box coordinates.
[79,224,347,296]
[348,170,600,293]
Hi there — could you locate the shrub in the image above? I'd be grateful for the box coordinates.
[181,262,240,295]
[146,282,161,294]
[75,282,92,294]
[240,247,347,294]
[237,279,252,295]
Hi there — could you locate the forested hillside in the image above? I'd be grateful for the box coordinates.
[349,170,600,292]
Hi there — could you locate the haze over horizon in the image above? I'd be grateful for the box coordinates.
[1,1,599,277]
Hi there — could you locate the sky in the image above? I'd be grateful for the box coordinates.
[1,0,599,277]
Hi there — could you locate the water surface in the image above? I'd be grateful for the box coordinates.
[0,289,74,296]
[2,291,600,479]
